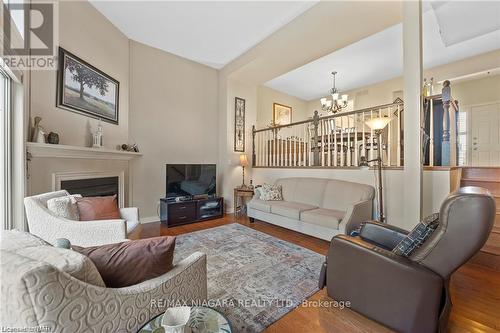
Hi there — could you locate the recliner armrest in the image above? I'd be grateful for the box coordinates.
[359,221,409,250]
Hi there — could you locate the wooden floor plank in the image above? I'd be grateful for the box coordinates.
[130,215,500,333]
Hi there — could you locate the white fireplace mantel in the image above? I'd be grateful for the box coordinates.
[27,142,142,160]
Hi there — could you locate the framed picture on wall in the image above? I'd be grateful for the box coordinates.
[57,47,120,124]
[273,103,292,125]
[234,97,245,152]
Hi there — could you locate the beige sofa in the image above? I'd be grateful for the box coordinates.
[0,230,207,332]
[247,177,375,241]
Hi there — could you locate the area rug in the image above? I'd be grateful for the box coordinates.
[173,223,325,333]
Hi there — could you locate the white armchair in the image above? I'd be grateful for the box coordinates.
[24,190,140,246]
[1,230,207,332]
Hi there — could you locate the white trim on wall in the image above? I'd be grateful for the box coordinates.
[52,170,125,207]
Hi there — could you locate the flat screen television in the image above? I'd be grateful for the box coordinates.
[166,164,216,199]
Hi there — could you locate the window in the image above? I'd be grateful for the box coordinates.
[457,111,467,166]
[2,0,25,40]
[0,68,12,230]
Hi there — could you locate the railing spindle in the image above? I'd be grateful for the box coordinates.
[397,104,401,167]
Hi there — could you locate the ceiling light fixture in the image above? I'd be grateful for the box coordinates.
[320,71,348,114]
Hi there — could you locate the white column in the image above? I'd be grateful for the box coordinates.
[403,0,423,229]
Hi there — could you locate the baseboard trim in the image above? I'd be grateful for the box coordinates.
[140,216,159,224]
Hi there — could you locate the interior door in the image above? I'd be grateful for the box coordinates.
[470,102,500,166]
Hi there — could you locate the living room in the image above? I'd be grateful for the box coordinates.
[1,1,499,332]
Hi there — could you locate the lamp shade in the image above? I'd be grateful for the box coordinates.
[365,117,392,131]
[239,154,249,167]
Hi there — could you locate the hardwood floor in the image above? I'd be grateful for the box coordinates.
[129,215,500,333]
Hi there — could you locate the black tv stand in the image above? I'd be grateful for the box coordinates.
[160,197,224,227]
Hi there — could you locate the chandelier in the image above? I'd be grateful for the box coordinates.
[320,71,348,114]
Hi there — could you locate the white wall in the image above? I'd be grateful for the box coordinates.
[252,168,449,230]
[29,1,130,149]
[129,41,219,219]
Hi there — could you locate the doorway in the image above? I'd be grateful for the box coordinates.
[469,102,500,166]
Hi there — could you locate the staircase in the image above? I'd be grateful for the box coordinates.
[462,167,500,271]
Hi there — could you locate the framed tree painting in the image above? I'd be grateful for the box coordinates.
[234,97,245,152]
[273,103,292,125]
[57,47,119,124]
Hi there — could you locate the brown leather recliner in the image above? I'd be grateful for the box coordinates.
[321,187,496,333]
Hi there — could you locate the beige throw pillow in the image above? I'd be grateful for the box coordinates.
[46,194,82,220]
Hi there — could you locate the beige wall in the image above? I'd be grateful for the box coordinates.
[256,86,308,128]
[27,1,132,208]
[29,1,130,149]
[218,78,258,212]
[129,41,219,219]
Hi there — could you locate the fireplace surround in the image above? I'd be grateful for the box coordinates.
[52,171,125,207]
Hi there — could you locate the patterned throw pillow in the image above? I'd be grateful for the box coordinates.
[46,194,82,220]
[392,213,439,257]
[260,184,283,201]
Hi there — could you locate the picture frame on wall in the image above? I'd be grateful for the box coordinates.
[273,103,292,125]
[234,97,245,152]
[57,47,120,125]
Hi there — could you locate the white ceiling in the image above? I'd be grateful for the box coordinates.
[89,1,318,69]
[265,1,500,101]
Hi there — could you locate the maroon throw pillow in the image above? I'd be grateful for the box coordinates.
[76,195,121,221]
[72,236,176,288]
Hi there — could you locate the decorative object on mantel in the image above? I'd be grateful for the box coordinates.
[120,143,139,152]
[31,116,47,143]
[234,97,245,152]
[92,119,103,148]
[359,116,392,223]
[47,132,59,144]
[57,47,119,125]
[273,102,292,125]
[320,71,348,114]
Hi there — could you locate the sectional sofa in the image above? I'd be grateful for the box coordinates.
[247,177,375,241]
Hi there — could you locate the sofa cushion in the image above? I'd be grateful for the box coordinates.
[247,198,272,213]
[0,230,105,287]
[72,236,176,288]
[300,208,344,229]
[0,229,50,251]
[293,178,327,207]
[76,195,121,221]
[46,194,82,220]
[393,213,439,257]
[275,178,298,201]
[322,179,375,211]
[270,201,317,219]
[260,184,283,201]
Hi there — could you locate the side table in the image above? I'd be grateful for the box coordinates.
[233,187,254,216]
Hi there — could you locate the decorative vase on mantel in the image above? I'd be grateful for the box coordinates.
[92,120,103,148]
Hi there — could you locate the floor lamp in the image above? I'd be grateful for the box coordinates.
[359,117,392,223]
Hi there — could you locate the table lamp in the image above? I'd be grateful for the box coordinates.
[239,154,249,189]
[359,116,392,222]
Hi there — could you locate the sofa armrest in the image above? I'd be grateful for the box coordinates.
[120,207,139,223]
[359,221,409,250]
[327,235,443,333]
[19,252,207,332]
[338,200,373,235]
